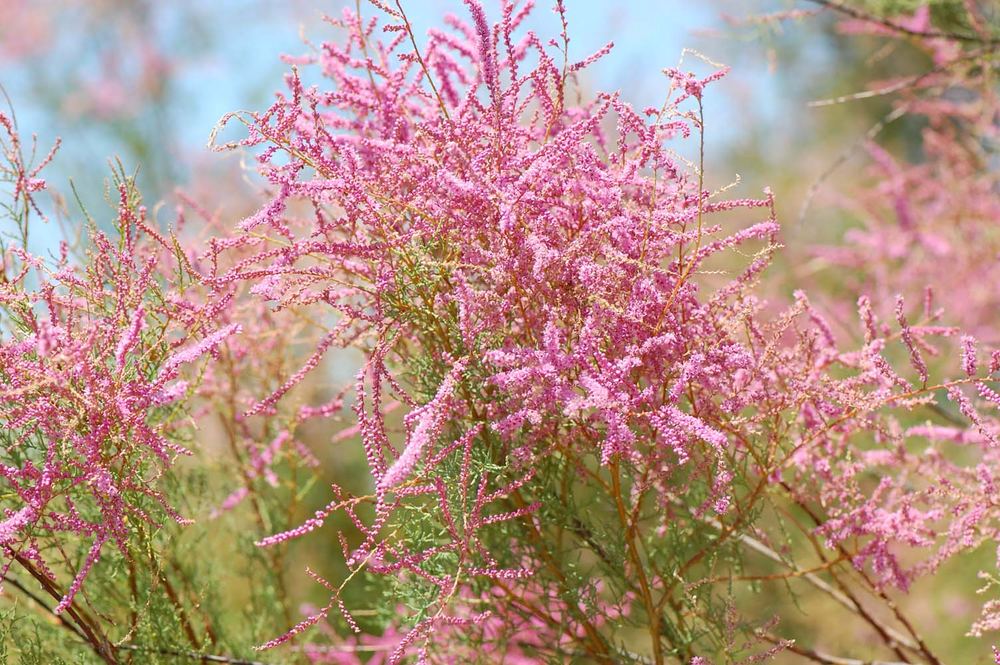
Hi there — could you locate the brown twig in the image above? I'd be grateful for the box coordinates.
[804,0,999,46]
[787,492,943,665]
[393,0,452,122]
[759,632,909,665]
[3,574,87,643]
[112,644,272,665]
[10,554,117,664]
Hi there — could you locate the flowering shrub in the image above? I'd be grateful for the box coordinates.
[1,1,999,664]
[207,1,1000,662]
[0,106,314,664]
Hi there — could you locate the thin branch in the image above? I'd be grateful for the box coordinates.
[804,0,999,45]
[693,513,920,653]
[393,0,452,122]
[808,48,994,108]
[113,643,272,665]
[759,632,908,665]
[785,489,943,665]
[797,103,909,225]
[3,574,87,643]
[4,572,266,665]
[8,554,117,664]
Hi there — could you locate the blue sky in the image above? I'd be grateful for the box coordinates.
[2,0,802,255]
[7,0,788,157]
[176,1,785,155]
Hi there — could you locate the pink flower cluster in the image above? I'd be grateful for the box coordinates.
[216,1,1000,659]
[0,1,998,663]
[0,119,240,619]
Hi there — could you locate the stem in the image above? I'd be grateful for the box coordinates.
[787,488,942,665]
[804,0,999,45]
[9,555,117,664]
[609,460,664,664]
[393,0,451,122]
[654,97,706,334]
[3,574,87,643]
[113,644,271,665]
[758,632,908,665]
